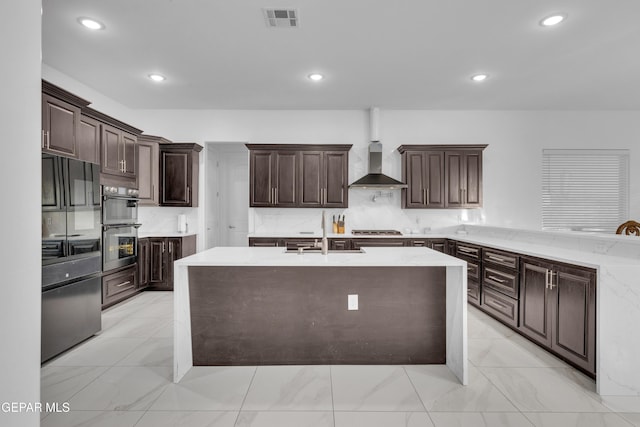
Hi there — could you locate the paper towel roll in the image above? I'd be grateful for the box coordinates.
[177,214,187,233]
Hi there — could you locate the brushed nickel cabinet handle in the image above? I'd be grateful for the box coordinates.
[117,281,131,287]
[548,271,557,289]
[426,188,430,204]
[162,242,165,253]
[275,188,278,204]
[187,186,190,204]
[458,247,475,254]
[489,299,508,310]
[41,130,45,149]
[488,275,506,283]
[169,241,173,253]
[488,255,506,262]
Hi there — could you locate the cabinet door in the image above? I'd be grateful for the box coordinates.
[122,133,137,178]
[274,151,297,206]
[149,238,166,286]
[161,151,190,206]
[42,94,79,158]
[138,239,150,289]
[330,239,351,250]
[299,151,323,207]
[138,141,159,205]
[425,151,445,207]
[445,151,465,208]
[552,265,596,374]
[166,238,182,290]
[519,259,553,347]
[404,151,427,207]
[77,116,100,164]
[101,124,123,176]
[323,151,348,207]
[249,151,274,207]
[429,239,446,253]
[351,239,406,249]
[463,151,482,207]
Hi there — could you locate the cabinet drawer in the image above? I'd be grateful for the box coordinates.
[483,266,519,298]
[284,239,317,249]
[467,280,480,307]
[482,288,518,327]
[456,243,481,260]
[483,248,519,270]
[330,239,351,250]
[102,265,138,307]
[466,260,480,281]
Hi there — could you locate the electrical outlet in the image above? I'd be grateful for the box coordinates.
[348,294,358,310]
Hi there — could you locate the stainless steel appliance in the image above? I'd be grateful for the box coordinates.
[102,186,140,271]
[351,229,403,236]
[41,154,102,362]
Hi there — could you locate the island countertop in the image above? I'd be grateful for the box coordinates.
[173,246,468,385]
[175,246,467,268]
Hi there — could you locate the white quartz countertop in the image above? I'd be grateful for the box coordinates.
[247,232,447,239]
[176,246,466,268]
[139,232,197,238]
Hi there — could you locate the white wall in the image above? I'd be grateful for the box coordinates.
[134,108,640,234]
[0,1,41,426]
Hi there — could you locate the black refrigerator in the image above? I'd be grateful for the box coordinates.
[41,154,102,362]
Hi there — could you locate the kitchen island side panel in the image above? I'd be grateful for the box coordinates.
[188,266,446,365]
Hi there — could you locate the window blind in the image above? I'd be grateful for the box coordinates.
[542,149,629,233]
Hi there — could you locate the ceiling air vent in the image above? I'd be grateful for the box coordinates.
[263,9,299,28]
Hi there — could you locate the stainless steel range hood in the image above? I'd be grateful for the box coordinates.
[349,108,407,189]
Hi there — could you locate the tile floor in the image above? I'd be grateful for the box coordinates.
[41,292,640,427]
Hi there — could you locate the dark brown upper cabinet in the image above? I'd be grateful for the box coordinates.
[397,145,487,209]
[41,81,92,160]
[159,143,203,207]
[77,115,100,164]
[137,135,169,206]
[247,144,351,208]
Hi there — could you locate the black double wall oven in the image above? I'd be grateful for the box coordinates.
[102,186,140,272]
[42,154,102,362]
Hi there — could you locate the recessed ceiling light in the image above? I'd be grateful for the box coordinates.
[308,73,324,81]
[77,17,104,30]
[148,74,166,82]
[471,74,488,82]
[540,13,567,27]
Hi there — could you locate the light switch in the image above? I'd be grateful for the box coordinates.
[348,294,358,310]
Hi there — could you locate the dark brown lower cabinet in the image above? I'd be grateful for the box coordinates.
[248,237,281,247]
[146,235,197,290]
[138,238,150,290]
[351,238,407,249]
[102,264,138,309]
[519,257,596,376]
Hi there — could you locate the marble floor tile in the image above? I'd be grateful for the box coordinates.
[428,412,534,427]
[467,308,516,339]
[334,411,434,427]
[621,413,640,426]
[41,366,108,403]
[115,337,173,367]
[96,316,171,339]
[151,319,174,338]
[135,410,238,427]
[405,365,518,412]
[468,336,568,368]
[601,397,640,413]
[479,367,610,412]
[235,411,334,427]
[149,366,256,411]
[40,410,145,427]
[67,366,171,410]
[129,301,173,319]
[242,365,333,411]
[331,365,425,411]
[46,337,147,367]
[522,412,634,427]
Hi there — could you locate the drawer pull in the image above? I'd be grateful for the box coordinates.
[488,275,506,283]
[458,247,476,254]
[117,281,131,287]
[488,254,507,262]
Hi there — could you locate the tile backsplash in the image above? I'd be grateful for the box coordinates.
[138,207,198,234]
[251,190,485,234]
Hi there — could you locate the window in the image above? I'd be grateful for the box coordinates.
[542,149,629,233]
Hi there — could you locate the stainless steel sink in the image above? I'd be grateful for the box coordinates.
[284,248,365,254]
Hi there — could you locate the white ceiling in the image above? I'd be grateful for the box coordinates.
[42,0,640,110]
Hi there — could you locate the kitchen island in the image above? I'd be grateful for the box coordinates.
[173,246,468,385]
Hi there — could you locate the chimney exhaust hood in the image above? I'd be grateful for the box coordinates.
[349,108,407,189]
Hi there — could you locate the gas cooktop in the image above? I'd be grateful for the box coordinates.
[351,229,403,236]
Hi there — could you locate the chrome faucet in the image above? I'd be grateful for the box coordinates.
[316,210,329,255]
